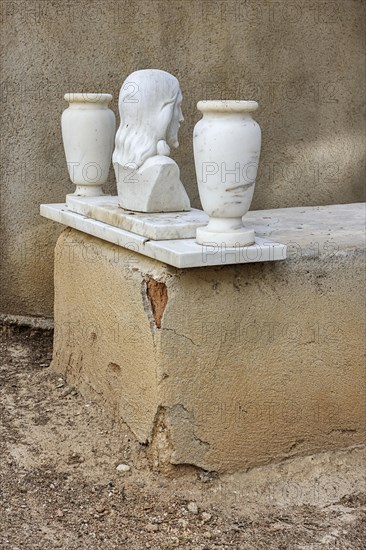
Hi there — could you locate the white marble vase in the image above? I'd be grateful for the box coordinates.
[193,100,261,246]
[62,93,116,196]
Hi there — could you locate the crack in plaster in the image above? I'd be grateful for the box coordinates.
[149,403,210,471]
[170,403,210,449]
[161,327,199,347]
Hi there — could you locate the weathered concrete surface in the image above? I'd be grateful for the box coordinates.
[51,204,365,473]
[1,0,365,316]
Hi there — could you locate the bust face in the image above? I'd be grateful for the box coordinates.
[166,89,184,149]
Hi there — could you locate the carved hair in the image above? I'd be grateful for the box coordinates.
[113,69,180,170]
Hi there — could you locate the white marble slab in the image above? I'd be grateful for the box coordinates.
[66,195,208,240]
[40,203,287,268]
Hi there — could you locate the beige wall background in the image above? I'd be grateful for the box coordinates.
[0,0,365,317]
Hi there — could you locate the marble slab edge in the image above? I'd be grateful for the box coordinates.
[66,195,209,240]
[40,204,287,268]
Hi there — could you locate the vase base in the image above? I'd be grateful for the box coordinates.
[68,185,105,198]
[196,226,255,247]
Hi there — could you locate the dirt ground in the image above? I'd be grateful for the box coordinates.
[0,322,365,550]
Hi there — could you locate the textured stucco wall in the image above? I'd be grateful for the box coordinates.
[1,0,365,316]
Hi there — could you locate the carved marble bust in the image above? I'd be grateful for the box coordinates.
[113,69,190,212]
